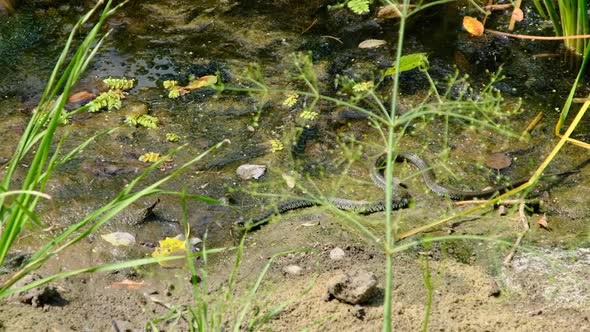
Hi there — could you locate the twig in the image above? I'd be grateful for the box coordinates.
[503,202,530,266]
[483,4,511,11]
[301,18,318,35]
[453,198,541,206]
[321,35,343,44]
[521,112,544,136]
[532,53,561,58]
[487,29,590,40]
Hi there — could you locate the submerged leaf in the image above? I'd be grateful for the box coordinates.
[463,16,484,37]
[101,232,136,246]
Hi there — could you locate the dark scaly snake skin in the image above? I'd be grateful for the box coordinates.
[243,152,559,228]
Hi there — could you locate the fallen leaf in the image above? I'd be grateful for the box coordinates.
[186,75,218,90]
[282,173,296,188]
[111,279,146,289]
[377,4,415,18]
[537,214,552,231]
[68,91,96,104]
[101,232,136,246]
[358,39,387,49]
[512,8,523,22]
[463,16,484,37]
[236,164,266,180]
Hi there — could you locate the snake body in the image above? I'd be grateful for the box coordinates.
[244,152,528,227]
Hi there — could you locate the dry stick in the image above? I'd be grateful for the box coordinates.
[521,112,544,137]
[532,53,561,58]
[483,3,511,10]
[321,35,343,44]
[301,18,318,35]
[453,199,541,206]
[503,202,530,265]
[508,0,522,31]
[398,100,590,240]
[486,29,590,40]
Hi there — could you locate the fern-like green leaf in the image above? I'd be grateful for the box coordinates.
[103,77,135,90]
[136,114,159,129]
[347,0,370,14]
[87,91,124,112]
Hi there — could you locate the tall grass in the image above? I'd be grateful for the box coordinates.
[534,0,589,55]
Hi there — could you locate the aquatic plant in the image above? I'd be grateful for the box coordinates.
[166,132,180,142]
[103,76,134,90]
[533,0,589,56]
[88,90,124,112]
[126,114,159,128]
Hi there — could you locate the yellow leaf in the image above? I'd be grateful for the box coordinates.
[462,16,484,37]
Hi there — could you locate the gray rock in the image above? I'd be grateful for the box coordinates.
[236,164,266,180]
[329,247,346,260]
[326,270,377,305]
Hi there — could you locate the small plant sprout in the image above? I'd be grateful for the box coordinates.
[269,139,284,152]
[166,133,180,142]
[352,81,374,92]
[282,93,299,108]
[139,152,168,163]
[300,109,319,121]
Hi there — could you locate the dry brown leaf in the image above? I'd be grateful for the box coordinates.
[463,16,484,37]
[186,75,217,90]
[111,279,146,289]
[512,8,523,22]
[68,91,96,104]
[537,214,552,231]
[377,4,415,18]
[358,39,387,49]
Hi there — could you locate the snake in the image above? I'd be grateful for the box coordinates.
[239,152,557,229]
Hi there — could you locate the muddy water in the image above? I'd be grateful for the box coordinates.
[1,0,589,300]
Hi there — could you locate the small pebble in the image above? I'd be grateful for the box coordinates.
[330,247,346,260]
[283,265,303,276]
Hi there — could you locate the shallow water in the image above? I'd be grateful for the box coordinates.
[1,0,589,263]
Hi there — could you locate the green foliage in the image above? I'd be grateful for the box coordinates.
[166,133,180,142]
[88,90,123,112]
[103,77,134,90]
[384,53,429,76]
[347,0,371,14]
[126,114,159,128]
